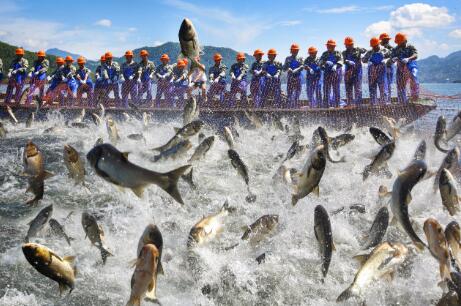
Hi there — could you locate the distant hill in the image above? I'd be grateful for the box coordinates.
[418,51,461,83]
[46,48,82,60]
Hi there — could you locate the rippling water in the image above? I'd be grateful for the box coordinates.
[1,84,461,306]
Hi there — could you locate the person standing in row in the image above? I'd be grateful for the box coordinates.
[26,50,48,105]
[392,32,419,103]
[283,44,304,108]
[170,59,188,106]
[229,52,248,107]
[188,57,207,102]
[250,49,265,108]
[262,48,282,107]
[75,56,94,105]
[94,55,106,103]
[320,40,342,108]
[102,51,121,103]
[155,53,172,106]
[44,57,65,103]
[380,33,394,100]
[121,50,139,107]
[138,50,155,104]
[304,46,322,108]
[61,56,78,105]
[362,37,390,104]
[5,48,28,104]
[207,53,227,104]
[342,37,366,106]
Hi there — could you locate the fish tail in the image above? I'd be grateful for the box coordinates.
[157,261,164,275]
[145,297,161,305]
[336,285,359,302]
[160,165,192,204]
[181,167,196,189]
[362,165,371,181]
[100,247,113,264]
[125,297,141,306]
[291,195,299,206]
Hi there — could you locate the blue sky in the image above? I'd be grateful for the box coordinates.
[0,0,460,60]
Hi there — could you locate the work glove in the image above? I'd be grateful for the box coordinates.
[392,57,399,62]
[34,71,40,76]
[401,58,409,64]
[63,77,68,82]
[325,61,333,66]
[287,68,293,73]
[80,79,85,84]
[129,75,134,81]
[7,72,11,78]
[28,72,32,78]
[12,70,17,75]
[346,60,355,66]
[266,74,272,79]
[331,65,337,71]
[137,78,141,83]
[119,76,125,82]
[47,76,52,81]
[309,68,314,75]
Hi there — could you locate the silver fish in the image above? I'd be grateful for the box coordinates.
[26,112,34,128]
[447,111,461,141]
[434,147,460,192]
[223,126,235,149]
[369,127,392,146]
[152,139,192,162]
[81,211,113,264]
[435,115,449,153]
[152,120,204,153]
[6,105,18,124]
[25,204,53,242]
[183,97,197,126]
[63,144,85,185]
[91,113,102,126]
[440,168,461,216]
[317,126,345,163]
[362,207,389,250]
[178,18,203,71]
[362,142,395,180]
[106,116,121,144]
[314,205,334,279]
[87,144,191,204]
[136,224,164,275]
[188,136,215,162]
[49,218,74,246]
[241,215,279,245]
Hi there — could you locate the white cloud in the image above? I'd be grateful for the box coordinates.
[364,21,392,37]
[317,6,359,14]
[94,19,112,27]
[276,20,302,27]
[449,29,461,39]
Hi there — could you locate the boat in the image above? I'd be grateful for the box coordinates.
[0,93,436,129]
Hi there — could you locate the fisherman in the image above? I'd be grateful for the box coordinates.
[94,55,106,103]
[320,40,342,108]
[391,32,419,103]
[304,46,322,108]
[283,44,304,108]
[362,37,390,104]
[102,51,121,104]
[188,56,207,103]
[155,53,172,106]
[229,52,249,107]
[250,49,265,108]
[120,50,139,107]
[207,53,227,104]
[44,57,65,103]
[170,59,188,106]
[75,56,94,105]
[26,50,49,105]
[138,50,156,105]
[61,56,78,105]
[262,48,282,107]
[5,48,28,104]
[342,37,366,106]
[380,33,393,101]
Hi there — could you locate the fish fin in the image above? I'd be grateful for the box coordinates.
[336,285,359,302]
[128,258,138,268]
[157,261,164,275]
[352,254,369,267]
[122,152,130,160]
[291,195,299,206]
[405,193,412,205]
[59,283,67,296]
[25,186,32,193]
[173,127,180,133]
[43,170,54,180]
[390,216,398,226]
[332,241,336,251]
[378,185,391,198]
[49,251,64,262]
[63,255,76,265]
[181,168,196,190]
[158,165,192,204]
[382,271,395,282]
[145,282,157,301]
[100,247,113,265]
[313,185,320,197]
[413,241,426,252]
[131,186,145,198]
[440,261,452,282]
[125,297,141,306]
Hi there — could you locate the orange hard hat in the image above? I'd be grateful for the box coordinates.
[65,55,74,62]
[182,58,188,65]
[77,56,86,64]
[326,39,336,47]
[267,48,277,55]
[379,33,390,41]
[308,46,318,54]
[395,32,407,44]
[100,55,106,62]
[177,60,186,68]
[160,54,169,61]
[56,57,65,64]
[36,50,46,57]
[140,49,149,57]
[125,50,133,57]
[344,36,354,46]
[236,52,245,60]
[105,51,113,59]
[370,37,380,47]
[15,48,24,55]
[253,49,264,56]
[290,43,300,51]
[213,53,222,61]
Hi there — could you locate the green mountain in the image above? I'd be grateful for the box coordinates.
[418,51,461,83]
[46,48,83,61]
